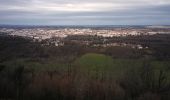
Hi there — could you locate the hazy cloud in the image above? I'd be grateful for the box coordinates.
[0,0,170,25]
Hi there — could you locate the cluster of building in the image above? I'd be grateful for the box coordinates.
[94,43,146,49]
[0,27,169,48]
[0,27,166,42]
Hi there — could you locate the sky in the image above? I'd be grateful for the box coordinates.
[0,0,170,25]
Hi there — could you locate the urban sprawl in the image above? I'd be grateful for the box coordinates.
[0,26,170,49]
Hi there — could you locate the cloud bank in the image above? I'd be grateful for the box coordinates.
[0,0,170,25]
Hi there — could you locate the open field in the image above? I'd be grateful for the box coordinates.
[2,53,170,81]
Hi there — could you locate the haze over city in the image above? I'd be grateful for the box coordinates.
[0,0,170,25]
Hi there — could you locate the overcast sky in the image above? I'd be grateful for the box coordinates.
[0,0,170,25]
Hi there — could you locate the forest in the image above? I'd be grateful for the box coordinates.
[0,33,170,100]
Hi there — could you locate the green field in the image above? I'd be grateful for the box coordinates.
[74,53,170,79]
[3,53,170,80]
